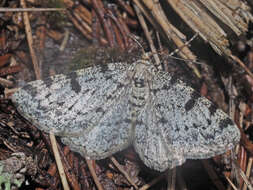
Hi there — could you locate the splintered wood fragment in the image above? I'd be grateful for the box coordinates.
[219,0,253,23]
[20,0,41,79]
[197,0,247,35]
[110,156,138,189]
[49,133,70,190]
[133,0,186,40]
[167,0,230,56]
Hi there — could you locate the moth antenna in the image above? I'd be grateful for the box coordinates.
[127,34,145,55]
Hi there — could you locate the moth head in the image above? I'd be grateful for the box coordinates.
[141,52,150,60]
[135,58,156,74]
[130,60,155,87]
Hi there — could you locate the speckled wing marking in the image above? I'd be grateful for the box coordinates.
[134,72,240,171]
[60,82,134,159]
[11,59,240,172]
[12,62,135,158]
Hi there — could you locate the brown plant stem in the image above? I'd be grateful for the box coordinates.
[20,0,41,79]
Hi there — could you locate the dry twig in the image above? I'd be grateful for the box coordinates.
[0,8,65,12]
[225,176,238,190]
[49,133,70,190]
[85,157,104,190]
[20,0,41,79]
[110,156,138,189]
[232,160,253,190]
[243,157,253,190]
[133,4,161,69]
[133,0,201,77]
[59,30,70,52]
[230,55,253,80]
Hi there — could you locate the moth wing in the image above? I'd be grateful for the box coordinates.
[61,88,134,159]
[134,72,240,172]
[11,63,130,135]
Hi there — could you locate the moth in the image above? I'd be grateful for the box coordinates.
[11,54,240,172]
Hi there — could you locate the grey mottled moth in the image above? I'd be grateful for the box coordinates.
[11,56,240,172]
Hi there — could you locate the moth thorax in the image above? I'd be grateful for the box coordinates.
[130,82,148,111]
[130,65,150,109]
